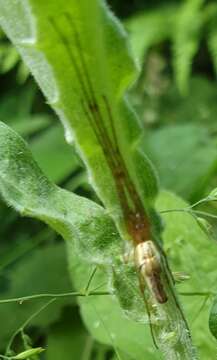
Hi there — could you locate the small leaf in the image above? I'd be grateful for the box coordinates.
[172,272,190,283]
[209,296,217,340]
[196,217,213,239]
[12,348,44,359]
[208,187,217,199]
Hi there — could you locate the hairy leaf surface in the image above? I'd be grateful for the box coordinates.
[0,121,216,358]
[0,121,157,359]
[0,0,158,239]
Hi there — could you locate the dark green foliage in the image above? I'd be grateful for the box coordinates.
[126,0,217,94]
[144,124,217,200]
[209,296,217,340]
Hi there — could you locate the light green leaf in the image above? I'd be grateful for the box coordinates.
[0,0,158,239]
[172,0,204,95]
[126,5,175,62]
[0,121,122,265]
[12,347,44,359]
[0,45,19,74]
[208,187,217,198]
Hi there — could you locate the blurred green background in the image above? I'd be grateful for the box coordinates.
[0,0,217,358]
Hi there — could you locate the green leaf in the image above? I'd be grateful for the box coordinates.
[144,124,217,200]
[30,124,81,183]
[0,121,155,360]
[0,1,204,357]
[0,124,151,355]
[13,114,51,137]
[156,76,217,132]
[0,87,81,184]
[209,296,217,340]
[125,5,175,62]
[0,0,158,238]
[0,121,122,264]
[0,85,35,123]
[172,0,204,95]
[157,191,217,358]
[207,4,217,76]
[47,308,93,360]
[0,45,20,74]
[126,1,206,95]
[66,242,159,360]
[208,187,217,198]
[0,121,204,359]
[67,188,217,359]
[0,243,74,346]
[195,217,213,239]
[12,348,44,359]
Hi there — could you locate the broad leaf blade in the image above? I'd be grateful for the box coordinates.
[0,121,122,264]
[0,0,158,238]
[144,124,217,200]
[0,243,74,347]
[47,308,93,360]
